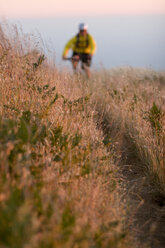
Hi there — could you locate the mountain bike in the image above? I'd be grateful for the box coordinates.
[63,56,91,78]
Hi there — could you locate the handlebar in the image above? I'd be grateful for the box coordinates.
[63,56,80,61]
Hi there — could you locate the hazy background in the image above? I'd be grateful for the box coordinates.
[1,0,165,70]
[8,15,165,70]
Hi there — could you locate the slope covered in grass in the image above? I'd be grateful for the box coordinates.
[0,22,165,248]
[0,22,127,248]
[91,68,165,190]
[90,69,165,247]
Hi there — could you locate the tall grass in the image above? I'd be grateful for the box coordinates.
[91,68,165,190]
[1,21,165,248]
[0,22,127,248]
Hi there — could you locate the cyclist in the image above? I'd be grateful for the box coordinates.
[62,23,96,78]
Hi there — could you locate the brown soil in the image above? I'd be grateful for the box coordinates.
[117,134,165,248]
[96,97,165,248]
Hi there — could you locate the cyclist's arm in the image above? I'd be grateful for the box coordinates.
[88,35,96,55]
[62,36,77,58]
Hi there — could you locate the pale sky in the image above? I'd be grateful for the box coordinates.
[0,0,165,18]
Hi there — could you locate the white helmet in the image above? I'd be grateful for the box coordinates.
[79,23,88,31]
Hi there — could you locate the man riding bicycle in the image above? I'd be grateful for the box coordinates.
[62,23,96,78]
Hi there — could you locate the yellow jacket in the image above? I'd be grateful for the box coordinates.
[63,33,96,57]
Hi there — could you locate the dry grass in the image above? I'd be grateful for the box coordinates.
[91,68,165,190]
[1,21,165,248]
[89,69,165,247]
[0,22,127,248]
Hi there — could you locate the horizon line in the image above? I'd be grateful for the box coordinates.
[2,13,165,20]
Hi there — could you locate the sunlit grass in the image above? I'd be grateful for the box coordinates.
[0,22,127,248]
[91,68,165,190]
[1,21,165,248]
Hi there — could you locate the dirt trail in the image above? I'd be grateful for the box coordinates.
[99,112,165,248]
[118,135,165,248]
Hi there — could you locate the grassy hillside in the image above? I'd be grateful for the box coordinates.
[0,22,165,248]
[92,68,165,189]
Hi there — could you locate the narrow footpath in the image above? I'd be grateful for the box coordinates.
[118,134,165,248]
[99,110,165,248]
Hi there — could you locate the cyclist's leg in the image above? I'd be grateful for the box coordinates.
[81,54,92,78]
[72,52,80,71]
